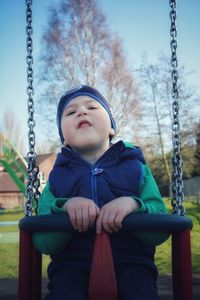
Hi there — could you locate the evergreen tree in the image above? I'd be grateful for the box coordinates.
[193,122,200,176]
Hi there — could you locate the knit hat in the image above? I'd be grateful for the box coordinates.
[57,85,116,144]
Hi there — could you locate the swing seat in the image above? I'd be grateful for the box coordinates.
[18,213,193,300]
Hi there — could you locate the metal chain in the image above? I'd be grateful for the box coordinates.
[169,0,185,215]
[25,0,40,216]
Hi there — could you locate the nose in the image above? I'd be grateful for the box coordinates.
[77,106,88,117]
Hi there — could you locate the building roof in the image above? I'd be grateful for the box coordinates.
[0,153,56,194]
[0,172,20,192]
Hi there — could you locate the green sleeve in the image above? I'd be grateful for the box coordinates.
[130,164,170,246]
[32,182,73,255]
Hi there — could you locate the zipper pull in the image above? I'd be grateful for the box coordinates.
[91,167,104,175]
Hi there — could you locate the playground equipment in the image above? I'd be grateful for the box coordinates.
[0,133,27,194]
[18,1,193,299]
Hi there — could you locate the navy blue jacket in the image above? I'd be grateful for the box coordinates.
[33,141,168,256]
[48,141,158,275]
[49,141,145,207]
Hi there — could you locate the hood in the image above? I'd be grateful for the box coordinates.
[53,141,145,168]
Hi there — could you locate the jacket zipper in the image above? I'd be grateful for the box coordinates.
[90,165,104,205]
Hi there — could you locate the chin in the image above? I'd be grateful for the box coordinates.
[75,143,97,151]
[74,139,104,152]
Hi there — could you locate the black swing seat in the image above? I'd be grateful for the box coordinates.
[18,213,193,300]
[19,212,192,232]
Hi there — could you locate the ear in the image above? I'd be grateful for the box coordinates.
[109,128,115,137]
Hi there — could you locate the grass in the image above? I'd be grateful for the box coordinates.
[0,202,199,278]
[0,243,19,278]
[0,208,24,221]
[0,225,19,232]
[155,199,200,274]
[0,208,50,278]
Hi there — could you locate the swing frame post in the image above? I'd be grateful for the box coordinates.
[18,229,42,300]
[172,229,193,300]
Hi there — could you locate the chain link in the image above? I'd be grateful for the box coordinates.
[169,0,185,215]
[25,0,40,216]
[24,0,185,216]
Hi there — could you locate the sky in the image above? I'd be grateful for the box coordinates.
[0,0,200,151]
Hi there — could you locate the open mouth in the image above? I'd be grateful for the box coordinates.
[78,120,92,128]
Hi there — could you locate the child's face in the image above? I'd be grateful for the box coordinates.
[61,96,115,152]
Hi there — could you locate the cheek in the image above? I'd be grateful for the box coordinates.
[95,113,112,132]
[61,119,73,140]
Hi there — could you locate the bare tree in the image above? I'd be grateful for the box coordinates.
[102,36,143,142]
[138,52,199,184]
[37,0,142,147]
[0,107,25,154]
[138,60,171,183]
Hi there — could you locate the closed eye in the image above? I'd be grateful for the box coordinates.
[65,110,76,116]
[88,106,98,110]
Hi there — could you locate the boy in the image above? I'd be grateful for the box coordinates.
[33,85,168,300]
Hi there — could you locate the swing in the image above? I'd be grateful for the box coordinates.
[18,1,193,299]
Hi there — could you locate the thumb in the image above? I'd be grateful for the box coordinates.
[96,213,102,234]
[96,206,100,215]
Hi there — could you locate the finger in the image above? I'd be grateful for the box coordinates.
[88,205,97,227]
[107,211,120,232]
[96,210,103,234]
[114,213,123,229]
[76,208,83,232]
[82,206,89,232]
[101,210,113,234]
[107,211,119,232]
[68,208,77,230]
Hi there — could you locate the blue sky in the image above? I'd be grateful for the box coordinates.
[0,0,199,147]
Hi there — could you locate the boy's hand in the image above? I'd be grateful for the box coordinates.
[62,197,100,232]
[96,197,140,234]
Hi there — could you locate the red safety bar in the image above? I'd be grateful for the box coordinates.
[172,229,193,300]
[19,230,42,300]
[18,214,193,300]
[89,231,117,300]
[18,229,193,300]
